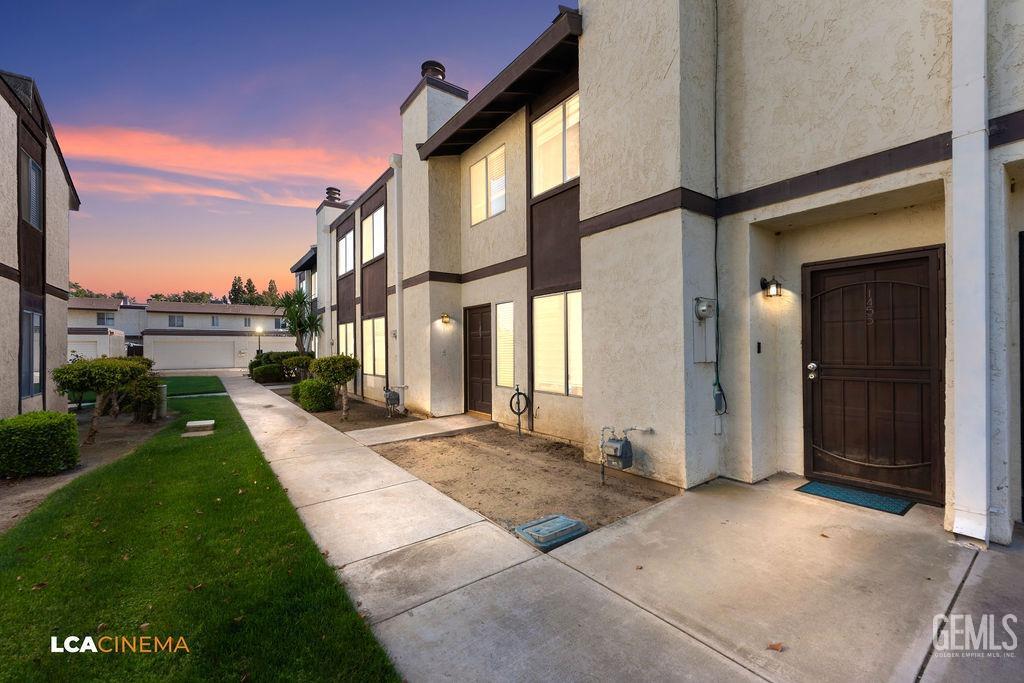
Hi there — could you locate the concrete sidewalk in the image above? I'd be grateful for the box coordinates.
[345,413,491,446]
[224,377,1022,682]
[224,376,759,681]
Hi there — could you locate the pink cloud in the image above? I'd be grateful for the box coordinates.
[57,124,389,190]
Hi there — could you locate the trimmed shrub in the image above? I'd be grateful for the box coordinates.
[310,354,360,419]
[0,411,79,477]
[298,379,335,412]
[252,363,284,384]
[249,351,309,375]
[290,383,303,401]
[53,357,150,444]
[282,354,312,380]
[122,373,161,423]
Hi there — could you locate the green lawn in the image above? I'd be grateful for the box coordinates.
[75,375,225,405]
[0,396,398,681]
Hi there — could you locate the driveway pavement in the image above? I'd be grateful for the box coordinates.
[224,377,1022,682]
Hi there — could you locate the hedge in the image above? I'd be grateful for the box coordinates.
[252,363,285,384]
[249,351,310,376]
[290,383,303,401]
[0,411,79,477]
[298,379,335,412]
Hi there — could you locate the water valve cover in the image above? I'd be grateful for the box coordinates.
[514,514,589,551]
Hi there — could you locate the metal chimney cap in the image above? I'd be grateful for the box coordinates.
[421,60,446,80]
[325,186,341,202]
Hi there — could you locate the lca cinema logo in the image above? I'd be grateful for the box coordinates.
[50,634,190,654]
[933,613,1018,658]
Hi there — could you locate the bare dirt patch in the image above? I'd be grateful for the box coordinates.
[0,412,168,533]
[274,389,421,432]
[373,425,673,532]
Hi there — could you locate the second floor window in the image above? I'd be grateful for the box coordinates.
[338,231,354,276]
[168,315,184,328]
[361,206,385,263]
[244,317,251,327]
[311,270,317,299]
[211,315,219,327]
[274,317,283,330]
[470,145,506,225]
[19,150,43,230]
[96,312,115,326]
[531,92,579,197]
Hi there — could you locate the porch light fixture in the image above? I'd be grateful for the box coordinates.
[440,313,451,325]
[760,277,782,298]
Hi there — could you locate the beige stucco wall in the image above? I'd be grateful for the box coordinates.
[45,293,68,412]
[1002,157,1024,527]
[577,0,684,219]
[459,110,527,272]
[0,101,16,269]
[144,334,293,370]
[0,278,18,418]
[716,0,951,196]
[989,0,1024,118]
[45,141,70,291]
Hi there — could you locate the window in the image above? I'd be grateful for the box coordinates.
[338,231,354,275]
[211,315,219,327]
[362,317,386,376]
[531,93,580,196]
[495,302,514,388]
[297,272,306,293]
[470,145,506,225]
[338,322,355,356]
[361,206,385,263]
[96,312,115,326]
[244,317,251,328]
[19,150,43,230]
[168,315,184,328]
[311,270,318,299]
[274,317,283,330]
[532,291,582,396]
[19,310,43,398]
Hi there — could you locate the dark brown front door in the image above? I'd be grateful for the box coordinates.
[802,246,945,503]
[465,305,492,415]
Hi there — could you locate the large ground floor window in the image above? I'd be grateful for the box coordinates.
[361,317,386,376]
[532,291,582,396]
[20,309,43,398]
[338,322,355,357]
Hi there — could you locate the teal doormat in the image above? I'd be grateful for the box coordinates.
[796,481,914,515]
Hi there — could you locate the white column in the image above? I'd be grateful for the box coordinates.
[950,0,990,541]
[391,153,406,413]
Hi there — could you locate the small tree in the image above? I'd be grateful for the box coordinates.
[277,289,321,353]
[310,355,360,419]
[53,357,148,444]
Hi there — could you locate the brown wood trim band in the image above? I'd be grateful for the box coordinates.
[394,255,529,292]
[718,131,952,217]
[0,262,19,283]
[68,326,112,335]
[579,186,716,237]
[45,283,70,300]
[990,109,1024,148]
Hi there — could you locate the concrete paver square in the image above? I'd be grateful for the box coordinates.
[374,555,761,682]
[298,480,482,566]
[269,449,417,507]
[340,521,538,623]
[552,478,976,682]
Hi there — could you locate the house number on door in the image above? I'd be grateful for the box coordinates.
[865,285,875,326]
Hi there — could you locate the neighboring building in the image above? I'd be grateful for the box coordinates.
[0,70,80,418]
[289,244,320,354]
[295,2,1024,545]
[67,298,294,370]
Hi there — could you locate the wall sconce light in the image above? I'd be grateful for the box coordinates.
[440,312,451,324]
[760,277,782,298]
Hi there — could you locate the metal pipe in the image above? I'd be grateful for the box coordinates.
[390,153,406,414]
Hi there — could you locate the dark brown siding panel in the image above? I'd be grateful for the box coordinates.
[337,273,356,324]
[990,109,1024,148]
[360,186,386,217]
[361,258,387,318]
[531,184,581,292]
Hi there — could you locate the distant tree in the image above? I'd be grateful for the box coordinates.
[180,290,214,303]
[263,279,280,305]
[244,278,260,305]
[109,290,134,303]
[149,293,169,301]
[228,276,245,304]
[70,282,102,298]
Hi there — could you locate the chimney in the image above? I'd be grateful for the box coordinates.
[421,60,446,80]
[325,186,341,203]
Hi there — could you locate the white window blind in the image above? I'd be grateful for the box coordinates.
[338,322,355,356]
[362,317,386,376]
[487,146,506,216]
[361,207,385,263]
[338,232,354,275]
[564,94,580,181]
[470,159,487,225]
[531,93,580,196]
[533,293,565,394]
[567,291,583,396]
[495,302,514,388]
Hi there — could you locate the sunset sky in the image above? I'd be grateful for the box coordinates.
[3,0,562,300]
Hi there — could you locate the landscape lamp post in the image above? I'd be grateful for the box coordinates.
[255,326,263,355]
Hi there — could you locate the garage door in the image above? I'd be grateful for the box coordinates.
[69,341,98,359]
[152,340,235,370]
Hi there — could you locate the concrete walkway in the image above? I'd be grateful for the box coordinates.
[224,376,759,681]
[224,377,1022,682]
[346,413,491,446]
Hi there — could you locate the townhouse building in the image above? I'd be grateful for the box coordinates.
[0,70,79,418]
[67,298,294,370]
[297,1,1024,545]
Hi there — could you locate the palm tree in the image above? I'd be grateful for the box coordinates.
[277,289,321,353]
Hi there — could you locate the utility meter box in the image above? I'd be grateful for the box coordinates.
[692,296,718,364]
[602,438,634,470]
